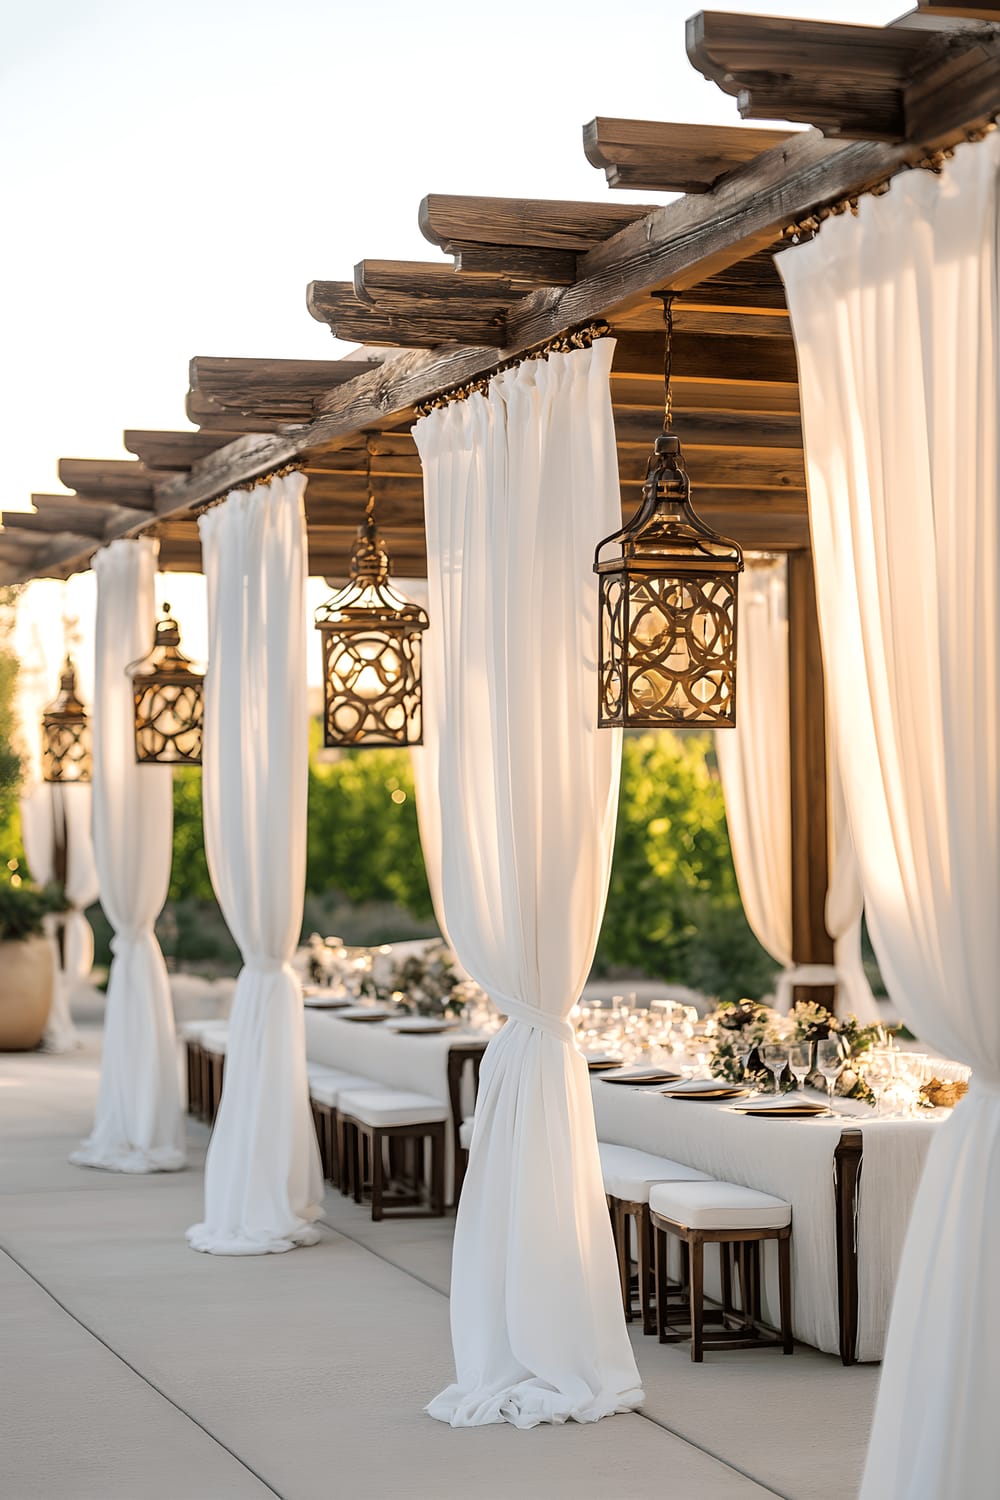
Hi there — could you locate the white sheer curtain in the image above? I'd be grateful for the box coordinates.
[72,539,183,1173]
[715,558,878,1020]
[16,626,98,1052]
[21,785,97,1051]
[187,473,323,1255]
[400,577,450,945]
[414,339,642,1429]
[715,558,793,969]
[780,133,1000,1499]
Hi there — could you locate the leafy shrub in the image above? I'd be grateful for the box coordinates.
[0,878,64,943]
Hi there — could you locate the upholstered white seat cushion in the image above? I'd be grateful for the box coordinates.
[649,1179,791,1231]
[459,1116,474,1150]
[599,1142,713,1203]
[180,1019,226,1042]
[200,1025,230,1056]
[338,1088,447,1128]
[308,1072,379,1108]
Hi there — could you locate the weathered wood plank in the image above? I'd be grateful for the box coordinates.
[614,330,799,385]
[2,509,108,540]
[612,405,802,447]
[189,355,384,422]
[354,260,520,309]
[451,242,579,285]
[583,118,798,192]
[307,280,509,347]
[124,429,243,471]
[419,195,659,253]
[58,459,158,509]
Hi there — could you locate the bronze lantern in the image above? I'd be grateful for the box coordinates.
[594,296,743,729]
[41,656,92,782]
[314,511,428,749]
[126,605,205,765]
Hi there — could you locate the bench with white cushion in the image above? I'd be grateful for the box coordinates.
[598,1142,715,1334]
[648,1179,794,1361]
[337,1088,447,1221]
[306,1071,380,1186]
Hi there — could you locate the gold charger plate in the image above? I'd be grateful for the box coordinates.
[661,1085,748,1101]
[734,1104,831,1118]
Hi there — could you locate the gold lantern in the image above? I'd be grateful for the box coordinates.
[126,605,205,765]
[594,298,743,729]
[314,443,428,748]
[41,656,92,782]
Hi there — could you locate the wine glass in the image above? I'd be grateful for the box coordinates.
[788,1042,812,1093]
[738,1044,759,1097]
[762,1043,787,1095]
[816,1038,842,1108]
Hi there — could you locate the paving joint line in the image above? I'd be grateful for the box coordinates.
[0,1240,285,1500]
[317,1211,789,1497]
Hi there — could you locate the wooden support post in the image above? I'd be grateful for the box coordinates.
[787,551,835,1007]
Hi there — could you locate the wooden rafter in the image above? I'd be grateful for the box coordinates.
[450,244,579,286]
[307,281,509,348]
[583,119,798,192]
[189,355,384,426]
[419,194,659,254]
[124,429,243,471]
[57,459,158,510]
[687,11,971,141]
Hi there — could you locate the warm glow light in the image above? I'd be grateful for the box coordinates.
[41,656,92,783]
[126,606,205,765]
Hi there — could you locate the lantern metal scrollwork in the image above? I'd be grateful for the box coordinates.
[594,297,744,729]
[41,656,92,782]
[314,439,428,748]
[126,605,205,765]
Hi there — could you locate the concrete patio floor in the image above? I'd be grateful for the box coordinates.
[1,1034,878,1500]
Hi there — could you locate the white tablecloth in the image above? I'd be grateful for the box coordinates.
[304,1009,487,1200]
[591,1078,943,1361]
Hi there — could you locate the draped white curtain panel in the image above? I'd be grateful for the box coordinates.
[715,558,878,1021]
[402,577,451,947]
[187,472,323,1256]
[780,131,1000,1500]
[20,784,97,1052]
[72,539,184,1173]
[414,339,643,1429]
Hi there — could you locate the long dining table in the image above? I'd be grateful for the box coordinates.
[591,1073,945,1363]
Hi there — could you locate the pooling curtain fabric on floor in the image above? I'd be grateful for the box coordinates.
[72,539,183,1172]
[779,132,1000,1500]
[414,339,643,1428]
[187,472,322,1255]
[714,558,878,1021]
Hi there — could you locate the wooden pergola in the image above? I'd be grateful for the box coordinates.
[6,1,1000,988]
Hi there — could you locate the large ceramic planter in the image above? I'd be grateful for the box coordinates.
[0,934,55,1050]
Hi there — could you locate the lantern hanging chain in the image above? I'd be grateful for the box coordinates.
[365,434,376,521]
[660,295,674,435]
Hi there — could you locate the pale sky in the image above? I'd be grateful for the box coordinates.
[4,0,900,684]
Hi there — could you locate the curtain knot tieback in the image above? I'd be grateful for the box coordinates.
[245,956,290,976]
[493,994,575,1044]
[110,927,149,954]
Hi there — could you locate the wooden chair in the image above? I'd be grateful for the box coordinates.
[306,1070,377,1186]
[338,1087,447,1221]
[447,1042,487,1206]
[649,1179,794,1362]
[598,1143,713,1335]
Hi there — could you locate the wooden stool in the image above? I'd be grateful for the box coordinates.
[649,1180,794,1362]
[338,1088,447,1221]
[200,1026,229,1125]
[185,1038,204,1118]
[599,1143,713,1336]
[306,1070,377,1186]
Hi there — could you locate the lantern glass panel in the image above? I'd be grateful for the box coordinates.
[127,609,205,765]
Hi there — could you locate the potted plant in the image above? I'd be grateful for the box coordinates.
[0,878,61,1049]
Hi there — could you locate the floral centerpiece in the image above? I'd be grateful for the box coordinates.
[708,996,892,1101]
[387,941,464,1018]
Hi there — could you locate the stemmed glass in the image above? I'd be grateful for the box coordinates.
[788,1042,812,1093]
[816,1038,842,1109]
[762,1043,787,1095]
[738,1044,759,1097]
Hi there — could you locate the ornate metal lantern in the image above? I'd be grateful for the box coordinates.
[314,486,428,748]
[126,605,205,765]
[41,656,92,782]
[594,299,743,729]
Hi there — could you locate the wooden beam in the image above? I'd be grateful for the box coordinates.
[124,429,242,471]
[612,405,802,448]
[189,356,383,423]
[307,281,509,348]
[688,10,955,141]
[419,195,659,253]
[583,118,798,192]
[1,509,108,540]
[451,243,579,286]
[354,260,519,309]
[916,2,1000,18]
[787,551,835,999]
[57,459,157,510]
[613,331,799,386]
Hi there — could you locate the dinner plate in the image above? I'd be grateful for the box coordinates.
[337,1007,393,1023]
[387,1018,459,1035]
[733,1102,832,1118]
[302,995,353,1010]
[660,1081,747,1101]
[599,1067,683,1086]
[585,1056,621,1072]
